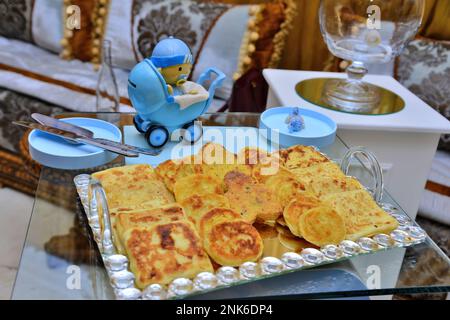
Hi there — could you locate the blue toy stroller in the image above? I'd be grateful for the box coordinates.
[127,58,225,148]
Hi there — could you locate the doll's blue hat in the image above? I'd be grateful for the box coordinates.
[150,36,193,68]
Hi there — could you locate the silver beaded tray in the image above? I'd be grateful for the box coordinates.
[73,147,427,300]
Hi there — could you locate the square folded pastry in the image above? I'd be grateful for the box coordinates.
[291,161,346,185]
[308,176,364,199]
[122,221,213,288]
[92,164,174,210]
[323,190,399,241]
[115,204,187,247]
[280,145,330,169]
[173,174,224,202]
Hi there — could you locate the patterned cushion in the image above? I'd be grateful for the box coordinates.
[0,0,63,53]
[0,0,34,42]
[397,38,450,151]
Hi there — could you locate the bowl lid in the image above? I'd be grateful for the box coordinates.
[28,117,122,170]
[260,107,337,148]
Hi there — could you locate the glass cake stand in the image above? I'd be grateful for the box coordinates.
[12,112,450,300]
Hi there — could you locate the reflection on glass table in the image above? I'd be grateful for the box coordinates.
[12,113,450,299]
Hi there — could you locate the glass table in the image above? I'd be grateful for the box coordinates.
[12,112,450,299]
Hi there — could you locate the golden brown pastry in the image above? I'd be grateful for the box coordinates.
[290,161,346,185]
[180,193,231,227]
[308,176,364,199]
[298,206,346,246]
[279,145,329,169]
[224,171,282,224]
[122,221,213,288]
[198,207,242,238]
[203,220,263,266]
[323,190,399,241]
[283,194,323,237]
[173,174,223,202]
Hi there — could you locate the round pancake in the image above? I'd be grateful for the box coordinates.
[299,206,346,247]
[173,174,223,202]
[283,194,322,237]
[224,170,255,188]
[198,208,242,238]
[180,194,230,227]
[204,220,263,266]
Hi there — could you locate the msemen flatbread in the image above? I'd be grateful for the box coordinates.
[173,174,223,202]
[323,190,399,241]
[283,194,323,237]
[92,164,174,209]
[123,221,213,288]
[110,202,183,253]
[204,220,263,266]
[280,145,329,169]
[290,161,346,185]
[115,204,186,244]
[308,176,364,199]
[299,206,346,246]
[180,194,230,227]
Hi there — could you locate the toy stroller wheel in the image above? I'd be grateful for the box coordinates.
[182,122,203,144]
[133,115,146,134]
[145,126,169,148]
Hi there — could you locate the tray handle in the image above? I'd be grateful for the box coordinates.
[89,178,114,255]
[340,146,384,203]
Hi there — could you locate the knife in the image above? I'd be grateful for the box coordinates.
[31,113,95,138]
[31,113,161,156]
[13,121,140,158]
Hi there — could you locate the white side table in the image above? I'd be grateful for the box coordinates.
[263,69,450,219]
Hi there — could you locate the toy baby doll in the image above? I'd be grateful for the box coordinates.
[150,36,198,96]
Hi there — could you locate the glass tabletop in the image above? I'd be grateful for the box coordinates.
[12,112,450,300]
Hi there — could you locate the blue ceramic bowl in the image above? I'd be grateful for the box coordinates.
[260,107,337,148]
[28,117,122,170]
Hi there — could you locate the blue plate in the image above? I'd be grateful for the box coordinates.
[28,117,122,170]
[260,107,337,148]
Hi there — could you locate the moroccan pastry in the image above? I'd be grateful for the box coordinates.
[279,145,329,169]
[198,207,242,238]
[92,164,174,210]
[173,174,223,202]
[122,221,213,288]
[298,206,346,246]
[237,147,273,167]
[110,203,184,253]
[203,219,263,266]
[224,171,282,224]
[283,194,323,237]
[323,190,399,241]
[263,170,309,207]
[155,159,181,192]
[198,142,237,165]
[180,193,231,227]
[308,176,364,199]
[115,204,187,242]
[290,161,346,185]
